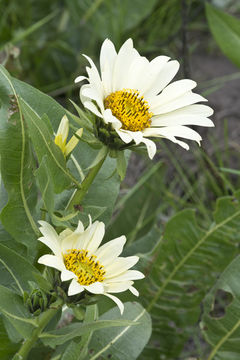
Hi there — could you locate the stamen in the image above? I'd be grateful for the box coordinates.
[104,89,153,132]
[64,249,105,286]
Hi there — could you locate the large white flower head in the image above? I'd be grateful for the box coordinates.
[38,218,144,314]
[75,38,214,159]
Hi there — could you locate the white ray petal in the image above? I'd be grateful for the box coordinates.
[141,137,157,159]
[112,39,139,91]
[100,39,117,95]
[149,79,197,108]
[103,109,122,127]
[84,282,104,294]
[104,293,124,314]
[106,270,145,283]
[61,269,77,281]
[115,129,133,143]
[106,281,133,293]
[38,221,61,256]
[75,76,87,83]
[152,92,207,115]
[81,87,104,112]
[145,60,179,98]
[68,279,84,296]
[82,221,105,254]
[83,101,103,118]
[38,254,65,271]
[129,286,139,296]
[95,236,126,266]
[105,256,139,278]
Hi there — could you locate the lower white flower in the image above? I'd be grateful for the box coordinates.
[75,38,214,159]
[38,218,144,314]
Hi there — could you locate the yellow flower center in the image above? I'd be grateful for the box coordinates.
[104,89,153,132]
[64,249,105,286]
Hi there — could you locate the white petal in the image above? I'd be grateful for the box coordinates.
[112,38,139,91]
[85,221,105,254]
[103,109,122,127]
[83,54,104,98]
[115,129,133,143]
[38,254,65,271]
[81,87,104,112]
[123,56,149,90]
[76,220,85,233]
[149,79,197,109]
[105,256,139,278]
[75,76,87,83]
[60,233,81,253]
[129,286,139,296]
[104,293,124,314]
[83,101,103,118]
[38,221,61,256]
[140,56,170,95]
[106,270,145,283]
[145,60,179,98]
[61,269,77,281]
[95,236,126,266]
[59,228,73,242]
[151,104,214,127]
[100,39,117,95]
[68,279,84,296]
[141,138,156,159]
[105,281,133,293]
[145,125,202,144]
[152,92,207,115]
[84,282,104,294]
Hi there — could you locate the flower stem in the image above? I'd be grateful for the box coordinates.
[13,298,63,360]
[66,148,108,211]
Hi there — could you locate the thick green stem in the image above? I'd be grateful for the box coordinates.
[66,150,108,211]
[13,298,63,360]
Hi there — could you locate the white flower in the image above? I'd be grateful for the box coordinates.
[38,218,144,314]
[55,115,83,157]
[75,38,214,159]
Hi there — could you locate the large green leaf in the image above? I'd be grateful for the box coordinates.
[11,72,121,225]
[206,3,240,68]
[0,243,47,294]
[201,255,240,360]
[0,285,37,339]
[105,161,165,243]
[40,318,136,348]
[0,66,39,251]
[141,192,240,358]
[0,317,19,360]
[88,302,152,360]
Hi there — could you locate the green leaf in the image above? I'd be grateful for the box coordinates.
[35,155,55,214]
[0,316,19,360]
[19,99,77,193]
[141,191,240,357]
[0,243,47,294]
[201,255,240,360]
[0,285,37,339]
[106,162,165,243]
[40,318,137,348]
[206,3,240,68]
[0,66,39,250]
[88,302,152,360]
[116,150,127,181]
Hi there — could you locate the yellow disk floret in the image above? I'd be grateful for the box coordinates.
[104,89,153,132]
[64,249,105,286]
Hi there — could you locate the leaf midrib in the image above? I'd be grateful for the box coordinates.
[147,209,240,312]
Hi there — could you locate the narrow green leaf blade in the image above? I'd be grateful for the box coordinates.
[206,3,240,68]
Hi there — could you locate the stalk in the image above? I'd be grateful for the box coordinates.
[13,298,63,360]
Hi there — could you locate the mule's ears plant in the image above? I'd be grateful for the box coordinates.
[0,36,216,360]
